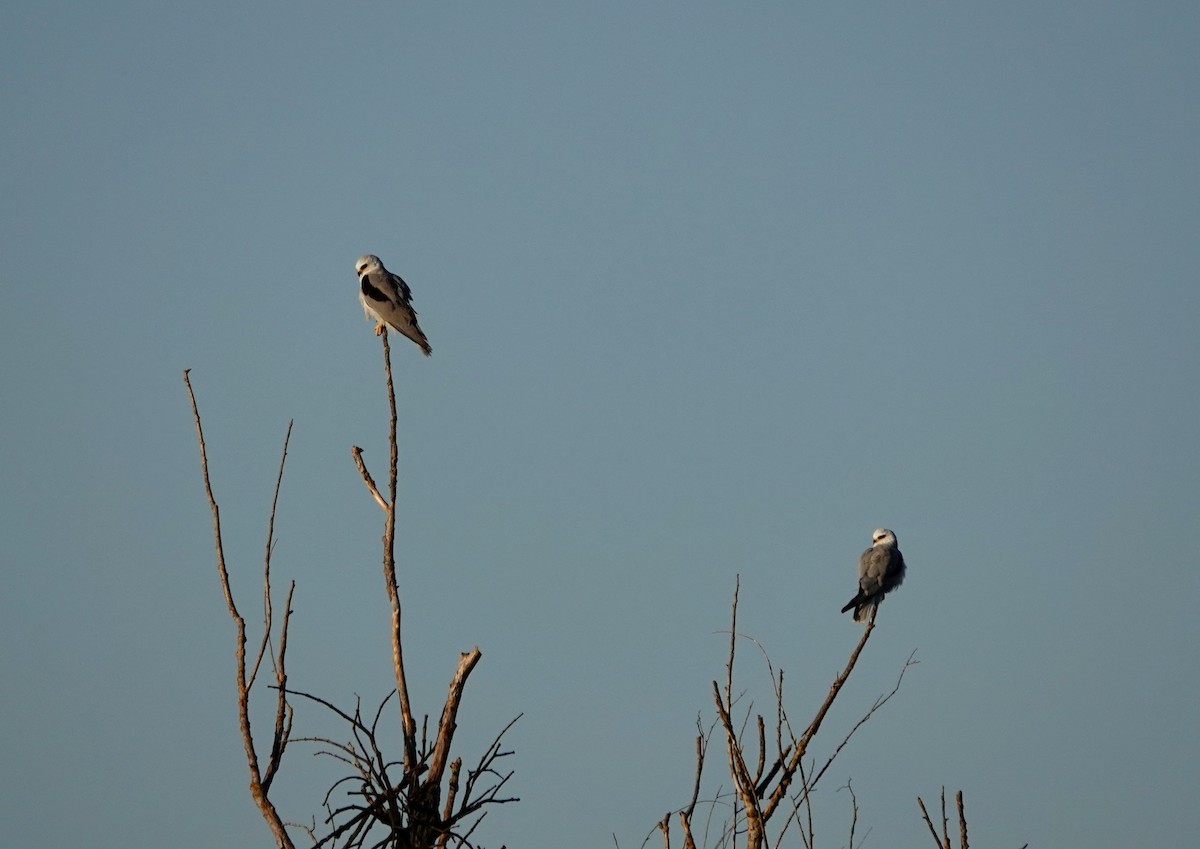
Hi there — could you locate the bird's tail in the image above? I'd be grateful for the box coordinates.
[851,598,880,622]
[391,323,432,356]
[412,326,433,356]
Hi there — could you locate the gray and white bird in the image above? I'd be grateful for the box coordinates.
[840,528,906,622]
[355,254,432,356]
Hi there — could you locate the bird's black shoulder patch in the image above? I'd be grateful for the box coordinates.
[361,277,389,303]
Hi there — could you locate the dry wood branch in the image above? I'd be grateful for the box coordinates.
[656,718,708,849]
[801,649,919,800]
[381,332,418,773]
[250,420,292,688]
[687,727,707,820]
[917,795,943,849]
[184,370,297,849]
[656,813,672,849]
[438,759,463,849]
[427,648,483,786]
[759,611,876,823]
[792,759,815,849]
[957,790,968,849]
[754,716,766,789]
[263,579,297,793]
[941,787,951,849]
[353,329,420,778]
[351,446,388,511]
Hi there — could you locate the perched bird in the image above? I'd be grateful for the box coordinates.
[355,254,432,355]
[840,528,906,622]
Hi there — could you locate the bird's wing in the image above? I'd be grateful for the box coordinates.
[858,546,892,596]
[884,548,906,590]
[387,270,414,304]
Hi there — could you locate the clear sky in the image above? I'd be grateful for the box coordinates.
[2,3,1197,847]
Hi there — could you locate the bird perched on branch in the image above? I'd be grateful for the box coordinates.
[841,528,906,622]
[355,254,432,356]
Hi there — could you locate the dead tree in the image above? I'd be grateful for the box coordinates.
[653,576,916,849]
[184,328,517,849]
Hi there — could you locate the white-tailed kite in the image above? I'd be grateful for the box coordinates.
[841,528,906,622]
[355,254,432,356]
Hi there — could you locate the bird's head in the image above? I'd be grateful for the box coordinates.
[355,254,383,277]
[871,529,897,547]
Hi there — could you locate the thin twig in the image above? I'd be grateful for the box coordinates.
[724,576,740,714]
[839,780,859,849]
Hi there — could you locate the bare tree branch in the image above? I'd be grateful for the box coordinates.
[917,795,943,849]
[760,611,876,823]
[839,780,859,849]
[351,445,389,511]
[957,790,968,849]
[427,648,483,787]
[262,579,296,793]
[802,649,919,797]
[687,726,706,820]
[374,330,420,773]
[941,786,951,849]
[184,370,296,849]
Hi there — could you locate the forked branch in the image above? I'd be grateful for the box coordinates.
[184,369,297,849]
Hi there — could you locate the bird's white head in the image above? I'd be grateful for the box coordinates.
[355,254,383,277]
[871,529,897,547]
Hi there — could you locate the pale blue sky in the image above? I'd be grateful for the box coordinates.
[2,3,1198,847]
